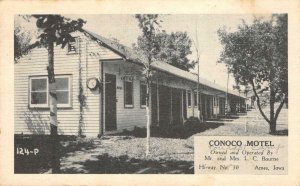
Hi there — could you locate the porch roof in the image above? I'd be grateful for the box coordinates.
[83,30,245,99]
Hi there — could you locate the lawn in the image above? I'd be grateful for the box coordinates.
[60,121,224,174]
[60,136,194,174]
[15,108,287,174]
[15,120,224,174]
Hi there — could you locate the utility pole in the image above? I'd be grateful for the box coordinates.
[225,69,229,118]
[244,89,248,132]
[195,17,201,122]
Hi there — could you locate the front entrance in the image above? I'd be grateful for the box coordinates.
[219,97,226,115]
[201,94,213,120]
[206,95,213,119]
[159,85,171,127]
[105,73,117,131]
[171,88,182,125]
[201,94,207,120]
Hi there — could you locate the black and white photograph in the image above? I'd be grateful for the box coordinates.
[13,13,288,174]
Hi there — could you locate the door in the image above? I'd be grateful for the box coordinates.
[105,73,117,131]
[201,94,207,120]
[219,98,225,115]
[172,88,181,125]
[151,83,158,126]
[182,90,187,121]
[159,85,171,128]
[206,96,212,118]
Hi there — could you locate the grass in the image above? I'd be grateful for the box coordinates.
[15,109,287,174]
[14,135,96,173]
[60,136,194,174]
[79,153,193,174]
[14,134,196,174]
[14,119,225,174]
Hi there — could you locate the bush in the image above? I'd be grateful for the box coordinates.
[169,125,188,138]
[184,117,201,128]
[114,117,224,139]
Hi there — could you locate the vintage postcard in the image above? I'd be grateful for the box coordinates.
[0,0,299,186]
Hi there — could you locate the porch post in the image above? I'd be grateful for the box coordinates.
[170,87,173,126]
[199,91,202,122]
[196,91,199,119]
[103,72,106,134]
[156,78,160,126]
[204,95,207,119]
[181,89,184,125]
[192,90,194,117]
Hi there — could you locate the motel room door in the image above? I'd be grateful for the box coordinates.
[206,95,213,119]
[171,88,182,125]
[105,73,117,131]
[159,85,171,127]
[201,94,207,120]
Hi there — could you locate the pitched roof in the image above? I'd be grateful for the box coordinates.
[83,30,244,98]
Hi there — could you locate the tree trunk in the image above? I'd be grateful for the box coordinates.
[48,42,58,134]
[47,41,60,173]
[250,79,270,124]
[269,88,276,134]
[146,81,152,156]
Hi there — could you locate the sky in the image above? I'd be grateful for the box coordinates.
[17,14,272,91]
[67,14,258,91]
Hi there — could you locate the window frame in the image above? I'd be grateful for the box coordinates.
[124,79,134,108]
[67,38,78,54]
[55,75,72,108]
[29,76,49,108]
[28,75,72,108]
[140,81,147,108]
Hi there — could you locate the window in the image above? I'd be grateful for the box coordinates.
[29,75,71,108]
[194,92,198,107]
[124,79,133,108]
[187,91,191,107]
[140,82,147,108]
[56,76,71,107]
[67,41,77,54]
[30,77,48,107]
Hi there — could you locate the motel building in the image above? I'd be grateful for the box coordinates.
[14,30,245,137]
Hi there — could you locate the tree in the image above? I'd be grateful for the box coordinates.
[32,15,85,172]
[218,14,288,134]
[135,31,196,71]
[135,14,161,156]
[33,15,85,135]
[14,25,30,62]
[14,16,36,62]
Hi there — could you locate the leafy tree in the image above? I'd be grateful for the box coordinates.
[135,14,161,156]
[14,26,29,62]
[135,31,195,71]
[14,16,36,62]
[218,14,287,134]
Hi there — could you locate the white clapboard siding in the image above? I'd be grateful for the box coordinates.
[14,32,122,137]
